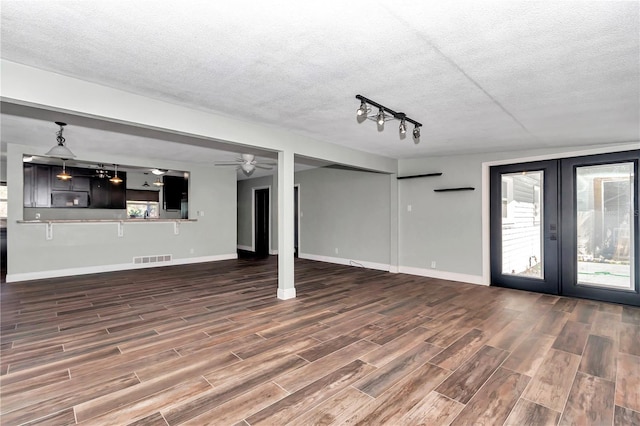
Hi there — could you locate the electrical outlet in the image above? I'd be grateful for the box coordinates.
[335,248,339,254]
[431,261,436,269]
[190,248,195,254]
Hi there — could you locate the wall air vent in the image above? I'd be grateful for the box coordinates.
[133,254,172,264]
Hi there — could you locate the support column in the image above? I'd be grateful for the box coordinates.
[277,149,296,299]
[389,173,399,273]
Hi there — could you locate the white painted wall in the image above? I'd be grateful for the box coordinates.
[6,143,237,281]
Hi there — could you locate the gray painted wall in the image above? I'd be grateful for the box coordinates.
[7,143,237,278]
[237,174,278,251]
[237,167,392,265]
[295,167,391,265]
[399,154,484,276]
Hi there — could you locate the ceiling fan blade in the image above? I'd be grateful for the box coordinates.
[214,162,241,166]
[254,165,274,170]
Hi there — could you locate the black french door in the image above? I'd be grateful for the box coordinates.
[490,160,559,295]
[490,150,640,306]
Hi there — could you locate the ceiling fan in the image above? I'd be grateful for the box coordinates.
[215,154,276,176]
[93,164,112,179]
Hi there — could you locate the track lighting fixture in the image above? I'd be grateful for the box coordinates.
[355,95,422,142]
[109,164,123,184]
[46,122,76,159]
[56,160,72,181]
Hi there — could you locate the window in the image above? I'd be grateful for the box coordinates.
[126,201,159,219]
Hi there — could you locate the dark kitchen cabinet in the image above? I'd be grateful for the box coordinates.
[24,161,130,210]
[90,172,127,209]
[163,175,188,211]
[51,166,90,191]
[23,164,51,207]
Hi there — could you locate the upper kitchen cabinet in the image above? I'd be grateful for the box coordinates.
[50,166,91,191]
[23,164,51,207]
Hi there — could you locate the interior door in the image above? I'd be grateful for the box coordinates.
[254,188,269,258]
[560,151,639,306]
[490,160,559,294]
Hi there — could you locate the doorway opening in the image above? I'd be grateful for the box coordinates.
[253,187,270,259]
[294,184,300,258]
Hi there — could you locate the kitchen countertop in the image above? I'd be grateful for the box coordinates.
[17,218,197,223]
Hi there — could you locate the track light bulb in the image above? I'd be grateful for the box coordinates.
[377,109,385,126]
[413,125,421,139]
[356,100,367,116]
[399,119,407,135]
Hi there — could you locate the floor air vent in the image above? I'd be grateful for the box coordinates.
[133,254,172,265]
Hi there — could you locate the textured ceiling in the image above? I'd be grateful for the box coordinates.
[1,0,638,163]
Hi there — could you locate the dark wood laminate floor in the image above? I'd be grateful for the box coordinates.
[1,258,639,425]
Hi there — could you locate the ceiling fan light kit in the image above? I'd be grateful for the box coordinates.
[355,95,422,142]
[214,153,276,176]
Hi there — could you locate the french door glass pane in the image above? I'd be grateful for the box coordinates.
[576,162,634,290]
[501,171,543,278]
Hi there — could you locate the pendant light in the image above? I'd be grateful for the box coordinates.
[56,160,72,181]
[153,177,164,187]
[46,122,76,159]
[109,164,123,184]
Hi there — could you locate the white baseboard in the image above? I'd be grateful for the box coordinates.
[389,265,399,274]
[398,265,486,286]
[5,253,239,283]
[299,253,390,272]
[277,287,296,300]
[237,245,278,256]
